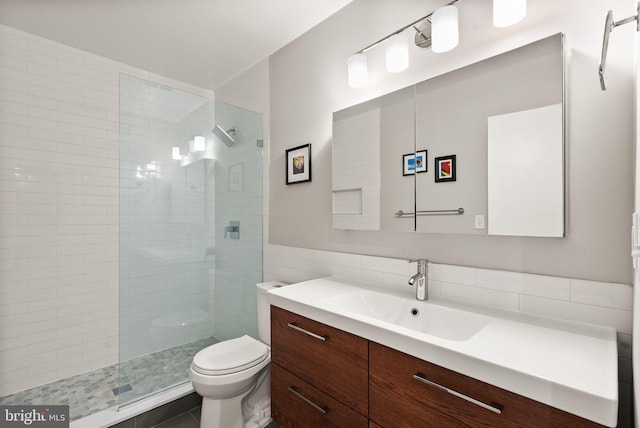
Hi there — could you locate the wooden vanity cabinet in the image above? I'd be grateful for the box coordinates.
[271,306,605,428]
[271,362,368,427]
[369,342,604,428]
[270,306,368,424]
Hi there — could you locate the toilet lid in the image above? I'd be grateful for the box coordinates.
[192,335,269,376]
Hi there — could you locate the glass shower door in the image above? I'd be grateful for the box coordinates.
[118,75,263,406]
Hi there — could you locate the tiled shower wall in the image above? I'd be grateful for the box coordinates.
[0,24,212,396]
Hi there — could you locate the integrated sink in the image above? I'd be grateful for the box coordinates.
[324,289,489,341]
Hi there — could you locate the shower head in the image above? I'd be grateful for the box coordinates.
[212,125,237,147]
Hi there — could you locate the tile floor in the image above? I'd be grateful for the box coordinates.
[0,336,217,421]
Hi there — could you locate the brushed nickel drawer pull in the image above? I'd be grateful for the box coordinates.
[413,373,503,415]
[287,322,328,341]
[288,386,329,414]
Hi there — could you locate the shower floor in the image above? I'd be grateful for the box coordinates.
[0,336,218,421]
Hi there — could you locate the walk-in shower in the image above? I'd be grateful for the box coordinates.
[0,75,263,422]
[118,75,263,408]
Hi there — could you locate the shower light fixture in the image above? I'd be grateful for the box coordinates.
[347,0,526,88]
[194,136,206,152]
[493,0,526,28]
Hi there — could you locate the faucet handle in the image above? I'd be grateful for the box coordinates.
[408,259,428,273]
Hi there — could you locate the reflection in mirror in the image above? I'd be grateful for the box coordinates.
[332,86,415,232]
[332,33,564,237]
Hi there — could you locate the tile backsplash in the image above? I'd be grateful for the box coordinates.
[264,243,632,333]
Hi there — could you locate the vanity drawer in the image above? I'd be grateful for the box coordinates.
[271,306,368,416]
[369,342,603,428]
[271,362,368,428]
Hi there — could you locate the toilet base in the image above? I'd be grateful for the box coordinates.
[200,394,245,428]
[198,367,271,428]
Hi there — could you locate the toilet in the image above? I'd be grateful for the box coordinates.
[190,281,285,428]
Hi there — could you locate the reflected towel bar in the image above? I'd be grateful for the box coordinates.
[395,208,464,217]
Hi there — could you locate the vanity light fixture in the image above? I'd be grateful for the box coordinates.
[385,32,410,72]
[493,0,526,28]
[432,4,459,53]
[347,52,368,87]
[347,0,460,88]
[347,0,526,88]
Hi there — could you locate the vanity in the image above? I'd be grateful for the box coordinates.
[268,277,618,427]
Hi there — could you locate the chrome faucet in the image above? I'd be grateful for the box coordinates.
[408,259,428,301]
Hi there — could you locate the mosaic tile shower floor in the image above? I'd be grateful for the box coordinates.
[0,336,218,421]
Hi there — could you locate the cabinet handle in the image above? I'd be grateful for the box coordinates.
[288,386,329,414]
[412,373,504,415]
[287,322,328,341]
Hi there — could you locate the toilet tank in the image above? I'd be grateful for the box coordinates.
[256,281,287,345]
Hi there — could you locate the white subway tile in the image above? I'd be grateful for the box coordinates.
[430,263,476,286]
[476,268,571,301]
[361,255,414,276]
[571,279,632,310]
[440,281,520,311]
[520,295,632,334]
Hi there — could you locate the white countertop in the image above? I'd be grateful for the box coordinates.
[267,276,618,427]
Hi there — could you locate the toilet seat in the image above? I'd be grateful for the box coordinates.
[192,335,268,376]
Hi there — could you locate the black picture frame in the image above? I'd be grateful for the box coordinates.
[286,143,312,185]
[434,155,456,182]
[402,150,428,176]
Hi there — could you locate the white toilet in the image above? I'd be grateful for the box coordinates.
[190,281,285,428]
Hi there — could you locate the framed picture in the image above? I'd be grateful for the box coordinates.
[402,150,428,176]
[228,163,243,192]
[435,155,456,182]
[286,143,312,185]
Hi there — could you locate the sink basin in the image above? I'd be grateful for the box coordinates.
[323,289,489,341]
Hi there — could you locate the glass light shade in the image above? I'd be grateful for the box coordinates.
[493,0,526,27]
[193,136,206,152]
[172,146,181,160]
[385,32,409,73]
[432,5,459,53]
[348,53,368,88]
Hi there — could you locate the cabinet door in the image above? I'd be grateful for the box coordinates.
[271,306,368,416]
[272,363,368,428]
[369,342,603,428]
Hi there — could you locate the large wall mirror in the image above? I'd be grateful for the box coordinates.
[332,33,564,237]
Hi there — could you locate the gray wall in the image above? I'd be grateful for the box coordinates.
[269,0,634,284]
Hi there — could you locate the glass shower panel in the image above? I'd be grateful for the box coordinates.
[212,101,264,341]
[118,75,263,406]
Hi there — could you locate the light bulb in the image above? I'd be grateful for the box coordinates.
[347,53,368,88]
[385,32,409,73]
[432,5,459,53]
[493,0,526,27]
[194,136,206,152]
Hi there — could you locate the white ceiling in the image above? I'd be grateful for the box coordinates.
[0,0,353,90]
